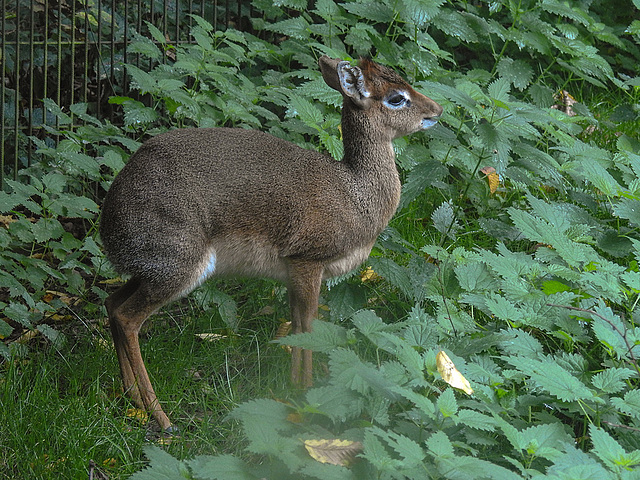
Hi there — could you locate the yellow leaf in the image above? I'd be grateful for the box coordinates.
[0,214,17,227]
[275,320,291,339]
[15,329,39,344]
[156,435,179,445]
[480,166,500,194]
[195,333,227,341]
[436,350,474,395]
[361,266,379,282]
[304,439,363,467]
[552,89,577,116]
[287,412,304,423]
[96,337,113,350]
[275,321,292,352]
[126,408,149,423]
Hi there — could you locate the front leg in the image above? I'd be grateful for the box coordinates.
[287,260,323,387]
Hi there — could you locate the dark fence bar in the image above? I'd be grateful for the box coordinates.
[0,0,249,186]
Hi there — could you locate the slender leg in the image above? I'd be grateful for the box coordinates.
[287,261,323,387]
[106,279,143,407]
[106,278,174,432]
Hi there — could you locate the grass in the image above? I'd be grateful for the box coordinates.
[0,280,294,480]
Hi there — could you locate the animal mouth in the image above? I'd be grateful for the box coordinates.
[421,116,440,130]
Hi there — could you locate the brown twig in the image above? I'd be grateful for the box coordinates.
[546,303,640,377]
[602,421,640,432]
[88,460,109,480]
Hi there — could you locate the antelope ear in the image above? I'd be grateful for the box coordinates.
[319,56,371,109]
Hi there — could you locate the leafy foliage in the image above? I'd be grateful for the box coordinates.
[2,0,640,478]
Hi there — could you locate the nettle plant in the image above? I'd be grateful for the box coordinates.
[1,0,640,477]
[125,1,640,479]
[0,101,140,355]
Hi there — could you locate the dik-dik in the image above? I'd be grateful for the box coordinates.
[100,55,442,432]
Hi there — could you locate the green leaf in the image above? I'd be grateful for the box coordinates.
[208,289,238,331]
[363,428,398,471]
[121,98,159,126]
[434,10,478,42]
[276,320,348,352]
[488,77,511,105]
[327,281,367,321]
[42,98,72,124]
[591,368,636,394]
[3,302,41,328]
[100,150,125,172]
[590,305,629,358]
[497,57,534,90]
[426,430,454,458]
[267,17,310,39]
[436,454,524,479]
[144,20,167,44]
[454,409,497,431]
[369,426,426,469]
[528,84,555,108]
[305,384,362,422]
[432,199,459,239]
[129,446,191,480]
[402,0,444,26]
[128,38,162,61]
[188,454,259,480]
[31,218,65,243]
[611,389,640,420]
[437,388,458,417]
[312,0,341,20]
[589,424,640,470]
[125,65,157,93]
[0,317,14,338]
[516,423,573,461]
[57,194,99,217]
[41,172,67,194]
[508,207,598,267]
[399,159,448,210]
[392,385,436,419]
[613,197,640,226]
[318,130,344,161]
[368,257,413,299]
[486,294,522,325]
[287,93,324,127]
[506,356,595,402]
[188,14,214,32]
[37,323,65,348]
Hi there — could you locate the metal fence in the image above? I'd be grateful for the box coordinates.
[1,0,251,185]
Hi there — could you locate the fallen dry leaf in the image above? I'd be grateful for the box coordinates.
[275,320,292,352]
[195,333,227,341]
[479,166,500,194]
[361,266,380,282]
[304,438,363,467]
[126,408,149,424]
[436,350,474,395]
[0,215,17,227]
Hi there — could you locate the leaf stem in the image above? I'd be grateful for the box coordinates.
[546,303,640,377]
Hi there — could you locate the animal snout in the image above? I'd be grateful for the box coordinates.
[421,115,440,130]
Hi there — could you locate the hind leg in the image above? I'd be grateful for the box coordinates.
[106,277,178,432]
[106,278,143,407]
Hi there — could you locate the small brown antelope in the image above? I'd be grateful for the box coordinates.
[100,55,442,432]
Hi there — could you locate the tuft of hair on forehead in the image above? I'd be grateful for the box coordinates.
[357,57,409,89]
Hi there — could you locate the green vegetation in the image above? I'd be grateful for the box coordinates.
[1,0,640,478]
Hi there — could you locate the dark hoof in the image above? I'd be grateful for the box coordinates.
[164,424,180,436]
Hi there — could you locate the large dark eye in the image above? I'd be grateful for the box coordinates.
[386,92,408,108]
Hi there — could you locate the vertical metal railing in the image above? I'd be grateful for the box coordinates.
[0,0,248,188]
